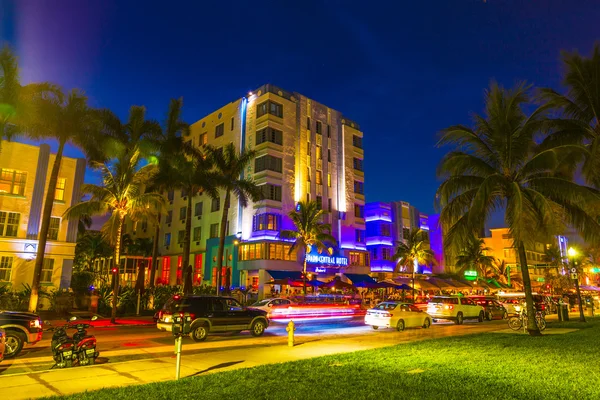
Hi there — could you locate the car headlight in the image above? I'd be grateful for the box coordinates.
[164,316,171,323]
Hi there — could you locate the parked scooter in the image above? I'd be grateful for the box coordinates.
[46,316,99,368]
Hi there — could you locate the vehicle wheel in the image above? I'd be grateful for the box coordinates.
[536,316,547,331]
[191,324,208,342]
[396,319,405,332]
[508,316,522,331]
[422,318,431,329]
[502,311,508,320]
[478,311,485,323]
[65,359,73,368]
[455,312,464,325]
[4,330,25,358]
[371,325,379,330]
[88,356,96,365]
[486,311,493,321]
[251,319,267,337]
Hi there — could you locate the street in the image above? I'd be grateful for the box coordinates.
[0,317,507,377]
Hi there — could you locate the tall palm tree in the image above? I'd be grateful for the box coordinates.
[539,45,600,187]
[281,201,337,297]
[152,148,217,293]
[64,149,163,322]
[27,89,102,312]
[436,82,600,335]
[205,143,262,295]
[454,234,496,278]
[73,231,113,278]
[393,228,435,301]
[147,98,191,288]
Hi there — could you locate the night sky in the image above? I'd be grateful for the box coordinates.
[1,0,598,221]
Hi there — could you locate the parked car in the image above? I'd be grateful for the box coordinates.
[248,298,296,313]
[0,311,43,358]
[498,294,547,315]
[427,296,485,324]
[365,302,433,331]
[0,327,5,362]
[468,296,508,320]
[156,295,269,342]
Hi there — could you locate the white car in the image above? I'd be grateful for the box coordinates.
[427,296,485,324]
[248,298,295,313]
[365,302,433,331]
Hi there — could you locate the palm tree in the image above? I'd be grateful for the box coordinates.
[393,228,435,301]
[64,149,163,322]
[454,235,496,279]
[205,143,262,295]
[492,259,510,285]
[539,45,600,187]
[281,201,337,297]
[542,245,564,276]
[152,148,217,293]
[436,82,600,335]
[27,89,102,312]
[147,98,191,288]
[73,231,113,280]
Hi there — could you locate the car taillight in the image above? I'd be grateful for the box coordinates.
[158,311,163,319]
[444,305,454,310]
[59,343,73,350]
[29,319,41,329]
[381,312,391,317]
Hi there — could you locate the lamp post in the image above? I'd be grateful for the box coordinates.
[567,247,586,322]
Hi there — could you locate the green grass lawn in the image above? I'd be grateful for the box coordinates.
[48,318,600,400]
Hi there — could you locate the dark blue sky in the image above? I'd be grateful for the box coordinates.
[1,0,598,218]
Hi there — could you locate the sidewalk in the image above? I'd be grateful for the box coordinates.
[46,316,155,329]
[0,322,505,399]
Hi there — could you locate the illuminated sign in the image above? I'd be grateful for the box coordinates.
[306,253,349,266]
[591,268,600,273]
[464,270,478,281]
[315,267,327,273]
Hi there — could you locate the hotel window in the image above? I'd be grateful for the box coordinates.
[0,256,13,281]
[177,230,185,244]
[261,184,282,201]
[181,189,188,198]
[164,233,171,247]
[354,181,364,195]
[167,191,174,202]
[307,117,311,130]
[0,169,27,196]
[355,229,365,243]
[267,243,297,261]
[211,197,220,212]
[327,173,331,187]
[328,198,332,212]
[215,123,224,138]
[253,213,281,231]
[255,155,282,173]
[315,172,323,185]
[230,117,235,131]
[307,167,311,182]
[371,248,378,260]
[195,202,203,216]
[352,135,363,149]
[349,251,367,266]
[193,226,202,242]
[382,248,392,260]
[327,149,331,162]
[316,196,322,210]
[256,127,283,145]
[199,133,208,146]
[41,258,54,283]
[353,158,364,171]
[55,178,66,201]
[179,206,187,221]
[316,121,322,134]
[327,124,331,138]
[257,100,283,118]
[354,205,364,219]
[165,210,173,224]
[402,227,410,240]
[316,146,322,160]
[239,242,266,261]
[381,223,391,237]
[0,212,20,237]
[47,217,60,240]
[209,223,219,238]
[307,142,311,156]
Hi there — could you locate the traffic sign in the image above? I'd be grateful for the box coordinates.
[571,267,577,273]
[570,273,578,280]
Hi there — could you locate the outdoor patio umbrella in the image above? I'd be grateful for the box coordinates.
[324,278,355,290]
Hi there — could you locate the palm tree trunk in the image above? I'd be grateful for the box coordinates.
[29,139,65,312]
[182,193,193,294]
[111,214,125,324]
[303,255,308,298]
[216,191,230,296]
[149,213,161,288]
[517,242,541,336]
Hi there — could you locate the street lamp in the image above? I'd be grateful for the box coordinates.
[567,247,586,322]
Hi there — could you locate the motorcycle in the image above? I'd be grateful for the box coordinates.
[46,316,99,368]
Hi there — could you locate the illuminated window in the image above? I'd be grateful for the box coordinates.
[47,217,60,240]
[210,223,219,238]
[177,230,185,244]
[55,178,66,201]
[41,258,54,283]
[211,197,220,212]
[0,169,26,196]
[316,172,322,185]
[0,212,20,237]
[164,233,171,247]
[328,173,331,187]
[193,227,202,242]
[349,251,368,266]
[257,101,283,118]
[316,121,322,134]
[255,155,282,173]
[316,146,322,159]
[253,213,281,231]
[215,123,224,138]
[161,257,170,283]
[239,243,267,261]
[199,133,208,146]
[266,243,296,261]
[261,184,282,201]
[256,128,283,145]
[0,256,13,281]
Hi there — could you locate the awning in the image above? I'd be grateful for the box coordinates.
[344,274,377,285]
[445,279,472,289]
[414,279,440,290]
[427,277,458,290]
[580,285,600,292]
[266,270,304,280]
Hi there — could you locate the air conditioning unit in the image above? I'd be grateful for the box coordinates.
[169,200,173,205]
[166,246,170,250]
[197,215,202,220]
[142,228,147,233]
[196,241,200,245]
[179,243,183,248]
[183,196,187,201]
[180,219,185,223]
[167,223,171,227]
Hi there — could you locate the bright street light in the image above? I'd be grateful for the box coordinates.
[568,247,577,257]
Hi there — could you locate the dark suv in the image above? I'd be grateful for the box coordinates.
[0,311,43,358]
[156,295,269,342]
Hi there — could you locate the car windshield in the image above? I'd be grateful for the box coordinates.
[252,300,271,307]
[374,303,398,311]
[164,297,189,312]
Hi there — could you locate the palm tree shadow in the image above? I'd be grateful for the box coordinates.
[188,360,244,377]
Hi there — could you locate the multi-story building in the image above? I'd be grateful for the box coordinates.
[365,201,434,274]
[0,141,85,291]
[156,84,368,297]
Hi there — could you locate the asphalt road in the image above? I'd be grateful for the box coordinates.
[0,317,507,376]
